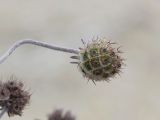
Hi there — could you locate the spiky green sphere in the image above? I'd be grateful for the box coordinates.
[72,38,123,82]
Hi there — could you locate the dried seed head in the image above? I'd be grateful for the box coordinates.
[71,37,124,82]
[48,109,75,120]
[0,76,30,117]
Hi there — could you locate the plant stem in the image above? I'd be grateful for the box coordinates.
[0,107,7,119]
[0,39,80,64]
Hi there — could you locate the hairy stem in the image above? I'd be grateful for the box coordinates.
[0,39,79,64]
[0,107,7,119]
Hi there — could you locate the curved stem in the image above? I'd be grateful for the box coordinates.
[0,39,80,64]
[0,107,7,119]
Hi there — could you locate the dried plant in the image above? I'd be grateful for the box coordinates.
[0,76,30,118]
[0,37,124,119]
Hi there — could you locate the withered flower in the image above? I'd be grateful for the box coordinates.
[0,76,30,117]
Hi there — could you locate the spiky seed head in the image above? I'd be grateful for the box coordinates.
[0,76,30,117]
[71,37,124,82]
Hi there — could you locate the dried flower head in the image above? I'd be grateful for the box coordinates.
[48,109,75,120]
[71,37,124,82]
[0,76,30,117]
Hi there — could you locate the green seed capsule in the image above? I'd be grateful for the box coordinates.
[71,37,124,82]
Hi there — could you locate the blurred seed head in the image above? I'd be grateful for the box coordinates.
[48,109,75,120]
[71,37,124,82]
[0,75,30,117]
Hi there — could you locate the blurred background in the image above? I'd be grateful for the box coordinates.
[0,0,159,120]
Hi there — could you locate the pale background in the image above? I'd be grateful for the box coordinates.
[0,0,159,120]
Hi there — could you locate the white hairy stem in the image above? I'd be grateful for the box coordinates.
[0,107,7,119]
[0,39,80,64]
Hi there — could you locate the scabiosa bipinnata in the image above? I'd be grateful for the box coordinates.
[48,109,75,120]
[71,37,124,82]
[0,37,124,83]
[0,76,30,117]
